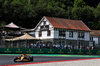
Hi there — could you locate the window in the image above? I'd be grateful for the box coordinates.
[90,37,93,41]
[43,21,46,25]
[59,30,65,37]
[40,25,49,31]
[39,31,42,37]
[40,26,44,29]
[78,32,84,38]
[69,31,73,37]
[45,25,49,29]
[47,30,51,36]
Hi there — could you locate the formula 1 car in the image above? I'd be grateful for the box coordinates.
[14,54,33,62]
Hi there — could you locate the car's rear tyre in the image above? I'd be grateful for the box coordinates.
[31,57,33,61]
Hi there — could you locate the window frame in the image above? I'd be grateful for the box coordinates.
[43,21,46,25]
[69,31,73,38]
[59,30,66,37]
[90,36,93,41]
[78,32,84,38]
[39,31,42,37]
[47,30,51,36]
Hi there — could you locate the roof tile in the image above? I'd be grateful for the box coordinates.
[90,30,100,36]
[46,16,90,31]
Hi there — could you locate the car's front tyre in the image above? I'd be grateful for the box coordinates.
[14,59,17,62]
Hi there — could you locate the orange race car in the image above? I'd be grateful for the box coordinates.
[14,54,33,62]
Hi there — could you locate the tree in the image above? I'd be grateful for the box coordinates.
[0,0,99,29]
[72,6,94,29]
[72,7,83,20]
[83,0,100,7]
[92,3,100,29]
[0,21,6,27]
[74,0,86,7]
[1,0,36,28]
[94,3,100,20]
[34,0,66,20]
[66,6,73,19]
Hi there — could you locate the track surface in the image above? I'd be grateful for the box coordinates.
[0,54,100,65]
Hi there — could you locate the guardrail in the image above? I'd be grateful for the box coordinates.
[0,48,100,55]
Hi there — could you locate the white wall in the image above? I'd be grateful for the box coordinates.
[93,36,98,45]
[66,31,78,40]
[39,30,54,39]
[54,30,58,38]
[84,32,90,41]
[66,31,69,39]
[35,30,54,39]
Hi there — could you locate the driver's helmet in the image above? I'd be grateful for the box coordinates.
[21,54,26,57]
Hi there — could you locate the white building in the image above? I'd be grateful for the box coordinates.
[90,30,100,49]
[33,16,91,48]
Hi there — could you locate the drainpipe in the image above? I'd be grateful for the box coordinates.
[77,31,78,49]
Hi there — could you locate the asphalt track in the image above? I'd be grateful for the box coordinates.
[0,54,100,65]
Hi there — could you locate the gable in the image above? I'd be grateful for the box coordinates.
[34,16,54,31]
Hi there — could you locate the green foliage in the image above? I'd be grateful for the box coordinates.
[72,7,83,19]
[0,21,6,27]
[66,6,73,19]
[72,6,94,19]
[92,3,100,29]
[72,6,94,28]
[94,3,100,20]
[34,0,66,19]
[0,0,100,30]
[83,0,100,7]
[74,0,86,7]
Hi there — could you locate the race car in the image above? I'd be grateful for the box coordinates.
[14,54,33,62]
